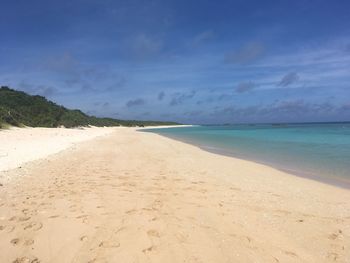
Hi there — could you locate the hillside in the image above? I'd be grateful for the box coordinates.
[0,86,179,128]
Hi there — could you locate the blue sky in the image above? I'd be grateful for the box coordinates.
[1,0,350,124]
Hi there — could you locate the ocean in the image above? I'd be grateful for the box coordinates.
[143,123,350,187]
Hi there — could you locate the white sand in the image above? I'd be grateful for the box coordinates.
[0,127,116,172]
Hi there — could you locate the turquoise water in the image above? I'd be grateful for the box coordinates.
[144,123,350,187]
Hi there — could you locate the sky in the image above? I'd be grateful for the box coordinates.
[1,0,350,124]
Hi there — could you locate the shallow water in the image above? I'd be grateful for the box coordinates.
[144,123,350,187]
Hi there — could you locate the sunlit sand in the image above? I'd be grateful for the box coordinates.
[0,127,349,262]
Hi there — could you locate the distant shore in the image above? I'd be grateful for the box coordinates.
[137,124,196,130]
[0,127,349,262]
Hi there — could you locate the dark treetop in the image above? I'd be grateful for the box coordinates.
[0,86,179,128]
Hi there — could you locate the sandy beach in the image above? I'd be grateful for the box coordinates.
[0,127,117,173]
[0,127,349,263]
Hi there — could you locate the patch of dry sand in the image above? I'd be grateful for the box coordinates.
[0,127,117,172]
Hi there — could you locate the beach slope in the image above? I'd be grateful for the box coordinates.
[0,128,349,262]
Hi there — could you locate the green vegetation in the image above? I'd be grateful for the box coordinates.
[0,86,179,128]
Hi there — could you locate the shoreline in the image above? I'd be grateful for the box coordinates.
[202,144,350,190]
[142,128,350,190]
[2,125,349,190]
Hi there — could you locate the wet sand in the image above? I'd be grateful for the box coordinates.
[0,127,349,262]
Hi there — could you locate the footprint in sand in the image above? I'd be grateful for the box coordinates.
[151,200,163,211]
[10,238,20,245]
[80,235,88,242]
[125,209,137,215]
[328,229,342,240]
[272,256,280,262]
[327,252,339,261]
[23,222,43,231]
[24,239,34,246]
[76,215,89,219]
[76,215,90,224]
[100,212,112,216]
[77,214,90,221]
[191,181,205,185]
[98,241,120,248]
[142,245,156,253]
[9,216,17,221]
[22,209,30,214]
[326,229,344,261]
[198,188,207,194]
[115,226,126,235]
[283,250,298,258]
[3,225,16,233]
[175,232,188,243]
[172,178,183,182]
[147,229,160,238]
[18,216,31,222]
[13,256,39,263]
